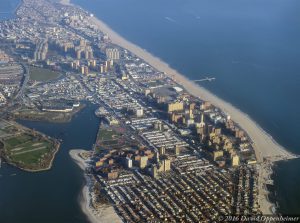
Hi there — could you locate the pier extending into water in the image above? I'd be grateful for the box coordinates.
[193,77,216,82]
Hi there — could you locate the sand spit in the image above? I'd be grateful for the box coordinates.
[69,149,122,223]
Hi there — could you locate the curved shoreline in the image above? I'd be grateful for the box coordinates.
[2,141,60,172]
[83,16,297,215]
[0,119,61,172]
[0,0,23,21]
[69,149,122,223]
[61,0,295,162]
[86,10,295,162]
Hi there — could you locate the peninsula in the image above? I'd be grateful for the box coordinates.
[0,119,60,172]
[61,0,294,164]
[0,0,297,221]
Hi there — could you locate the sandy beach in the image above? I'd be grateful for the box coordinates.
[61,0,296,163]
[257,162,276,215]
[61,0,297,216]
[87,15,296,163]
[83,18,296,213]
[69,149,122,223]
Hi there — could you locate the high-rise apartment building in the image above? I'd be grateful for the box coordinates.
[106,48,120,60]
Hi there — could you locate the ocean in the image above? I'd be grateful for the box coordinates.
[0,0,19,20]
[71,0,300,214]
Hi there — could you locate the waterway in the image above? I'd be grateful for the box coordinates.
[0,103,98,223]
[0,0,19,20]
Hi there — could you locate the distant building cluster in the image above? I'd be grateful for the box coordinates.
[33,40,48,61]
[94,146,171,180]
[70,58,114,76]
[0,62,24,105]
[162,96,256,167]
[75,39,93,60]
[106,48,120,60]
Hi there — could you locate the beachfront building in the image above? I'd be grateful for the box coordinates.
[106,48,120,60]
[231,155,240,167]
[139,156,148,169]
[168,101,184,112]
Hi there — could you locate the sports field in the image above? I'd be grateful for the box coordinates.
[29,66,61,81]
[4,134,52,166]
[0,120,56,170]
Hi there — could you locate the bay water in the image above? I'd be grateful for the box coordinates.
[0,104,99,223]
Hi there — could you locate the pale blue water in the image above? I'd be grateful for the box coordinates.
[0,104,99,223]
[0,0,19,20]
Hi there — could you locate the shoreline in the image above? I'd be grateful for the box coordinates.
[88,16,297,162]
[0,141,60,173]
[61,0,296,163]
[0,0,22,19]
[60,0,296,216]
[0,119,61,172]
[13,103,86,124]
[258,162,276,214]
[69,149,122,223]
[2,141,60,172]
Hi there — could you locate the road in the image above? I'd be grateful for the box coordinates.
[14,62,29,99]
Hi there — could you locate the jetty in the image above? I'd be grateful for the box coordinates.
[193,77,216,82]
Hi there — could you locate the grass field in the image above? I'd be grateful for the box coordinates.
[0,120,58,171]
[97,128,125,146]
[29,66,61,81]
[97,128,119,141]
[3,133,53,167]
[96,126,130,152]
